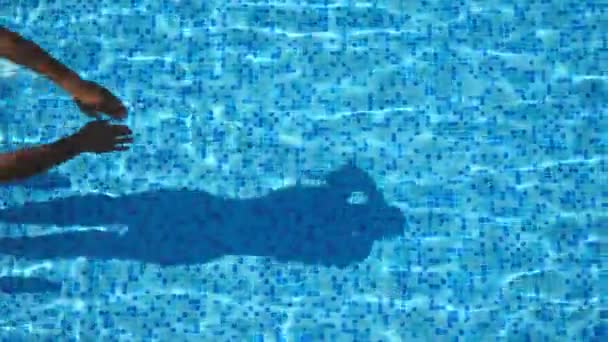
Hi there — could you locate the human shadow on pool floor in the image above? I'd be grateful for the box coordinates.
[0,276,61,294]
[0,163,404,267]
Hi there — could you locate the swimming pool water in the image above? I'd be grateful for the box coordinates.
[0,0,605,340]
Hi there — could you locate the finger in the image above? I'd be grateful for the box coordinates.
[112,145,130,151]
[98,141,129,152]
[114,137,134,144]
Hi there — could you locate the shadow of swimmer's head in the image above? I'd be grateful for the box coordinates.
[325,162,405,238]
[265,163,405,267]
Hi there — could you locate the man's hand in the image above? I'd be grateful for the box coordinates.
[71,120,133,153]
[72,80,127,120]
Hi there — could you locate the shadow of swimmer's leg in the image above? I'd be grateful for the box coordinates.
[0,276,62,294]
[0,230,127,261]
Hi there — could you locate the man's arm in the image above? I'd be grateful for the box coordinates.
[0,26,127,119]
[0,136,82,182]
[0,121,132,182]
[0,26,83,96]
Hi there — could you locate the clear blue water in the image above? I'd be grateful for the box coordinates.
[0,0,606,340]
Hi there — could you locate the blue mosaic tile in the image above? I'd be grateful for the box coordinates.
[0,0,605,340]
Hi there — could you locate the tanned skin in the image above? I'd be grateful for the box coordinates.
[0,26,132,182]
